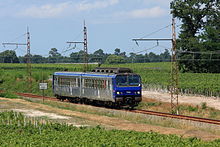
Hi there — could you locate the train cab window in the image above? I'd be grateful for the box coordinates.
[116,75,141,87]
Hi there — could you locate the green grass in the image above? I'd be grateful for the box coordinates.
[0,91,18,99]
[0,62,220,97]
[0,111,220,146]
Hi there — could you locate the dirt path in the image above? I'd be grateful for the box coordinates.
[143,90,220,110]
[1,97,220,141]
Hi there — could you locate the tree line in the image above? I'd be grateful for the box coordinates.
[0,48,171,64]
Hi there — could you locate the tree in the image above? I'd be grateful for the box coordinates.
[20,54,33,63]
[32,55,45,63]
[159,49,171,62]
[135,54,146,63]
[148,52,160,62]
[48,48,61,63]
[105,55,126,64]
[114,48,120,56]
[49,48,61,57]
[119,52,126,58]
[93,49,105,56]
[171,0,220,73]
[0,50,19,63]
[90,49,106,63]
[128,52,136,63]
[70,50,85,63]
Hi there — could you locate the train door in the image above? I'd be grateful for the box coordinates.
[77,76,82,98]
[69,77,74,96]
[53,75,59,94]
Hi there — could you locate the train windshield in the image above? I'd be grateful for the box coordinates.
[116,75,141,87]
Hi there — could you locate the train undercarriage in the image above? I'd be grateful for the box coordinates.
[55,95,141,109]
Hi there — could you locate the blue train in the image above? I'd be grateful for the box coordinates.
[53,67,142,108]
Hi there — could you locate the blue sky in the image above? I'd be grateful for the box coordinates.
[0,0,175,57]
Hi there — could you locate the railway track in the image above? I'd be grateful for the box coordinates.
[130,109,220,125]
[12,92,220,126]
[16,92,58,101]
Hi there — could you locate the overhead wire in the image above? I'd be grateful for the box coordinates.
[132,23,177,55]
[177,50,220,54]
[10,33,27,42]
[140,24,172,39]
[61,30,84,54]
[1,32,27,56]
[135,44,159,54]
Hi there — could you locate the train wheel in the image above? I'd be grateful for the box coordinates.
[56,95,64,101]
[128,105,135,110]
[60,96,66,102]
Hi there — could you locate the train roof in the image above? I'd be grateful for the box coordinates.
[54,71,116,78]
[54,72,140,79]
[92,67,133,74]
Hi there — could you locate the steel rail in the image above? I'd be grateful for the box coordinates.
[130,109,220,125]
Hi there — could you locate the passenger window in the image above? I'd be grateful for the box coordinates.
[70,78,77,87]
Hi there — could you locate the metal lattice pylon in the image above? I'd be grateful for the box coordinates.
[27,27,32,91]
[170,18,179,114]
[83,21,88,72]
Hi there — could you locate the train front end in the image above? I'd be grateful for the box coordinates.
[113,74,142,107]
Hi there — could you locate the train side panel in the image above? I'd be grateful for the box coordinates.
[81,75,114,102]
[53,72,115,102]
[53,73,82,98]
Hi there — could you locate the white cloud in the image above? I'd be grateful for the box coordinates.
[142,0,172,5]
[131,7,165,18]
[17,0,119,18]
[77,0,119,11]
[115,7,166,19]
[18,2,70,18]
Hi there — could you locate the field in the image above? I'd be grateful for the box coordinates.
[1,109,220,146]
[0,62,219,97]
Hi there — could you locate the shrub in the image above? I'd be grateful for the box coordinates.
[201,102,207,109]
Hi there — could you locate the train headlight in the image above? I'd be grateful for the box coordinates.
[137,91,141,94]
[117,92,120,94]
